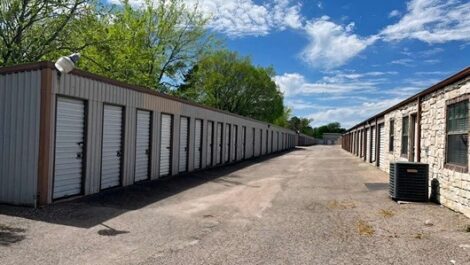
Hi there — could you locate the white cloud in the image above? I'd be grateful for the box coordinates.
[300,17,377,69]
[390,58,415,66]
[186,0,303,37]
[388,10,401,18]
[107,0,303,37]
[381,0,470,43]
[307,98,403,128]
[273,70,392,97]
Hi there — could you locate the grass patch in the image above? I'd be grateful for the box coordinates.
[356,220,375,236]
[378,209,395,218]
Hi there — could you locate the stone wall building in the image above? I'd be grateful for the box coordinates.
[342,67,470,218]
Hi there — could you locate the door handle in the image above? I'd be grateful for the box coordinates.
[116,150,122,157]
[76,152,83,159]
[77,141,84,147]
[145,149,150,155]
[166,147,171,150]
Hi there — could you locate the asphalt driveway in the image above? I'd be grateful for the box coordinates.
[1,146,470,264]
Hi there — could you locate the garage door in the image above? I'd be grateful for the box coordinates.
[53,97,86,199]
[378,124,385,168]
[271,131,273,153]
[101,105,123,190]
[179,116,189,172]
[366,128,371,162]
[159,114,173,176]
[265,130,269,154]
[216,122,223,164]
[194,119,203,169]
[252,128,256,157]
[207,121,213,166]
[241,126,246,159]
[135,110,151,182]
[233,125,238,161]
[225,124,231,163]
[371,126,376,162]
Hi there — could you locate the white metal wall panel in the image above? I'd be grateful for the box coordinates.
[225,124,231,162]
[207,121,213,166]
[216,122,223,164]
[53,97,85,199]
[179,117,189,172]
[371,126,376,162]
[379,124,385,168]
[101,105,123,189]
[194,119,202,169]
[252,128,256,157]
[260,129,263,155]
[160,114,173,176]
[135,110,151,182]
[0,71,41,206]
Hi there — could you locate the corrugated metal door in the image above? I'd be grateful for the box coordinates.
[233,125,238,161]
[207,121,213,166]
[379,124,385,168]
[179,116,189,172]
[265,130,269,154]
[194,119,203,169]
[366,128,371,161]
[135,110,151,182]
[216,122,223,164]
[259,129,263,155]
[225,124,231,162]
[53,97,86,199]
[271,131,273,153]
[371,126,376,162]
[101,105,123,189]
[252,128,256,157]
[160,114,173,176]
[241,126,246,159]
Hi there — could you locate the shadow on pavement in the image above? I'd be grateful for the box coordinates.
[0,148,304,229]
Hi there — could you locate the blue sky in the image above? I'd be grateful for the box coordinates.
[115,0,470,128]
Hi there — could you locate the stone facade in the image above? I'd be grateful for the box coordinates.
[420,77,470,217]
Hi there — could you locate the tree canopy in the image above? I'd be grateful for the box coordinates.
[311,122,346,138]
[176,50,285,123]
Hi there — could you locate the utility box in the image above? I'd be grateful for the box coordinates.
[390,162,429,202]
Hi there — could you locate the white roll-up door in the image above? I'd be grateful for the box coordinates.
[179,117,189,172]
[252,128,256,157]
[265,131,269,154]
[371,126,376,162]
[271,131,273,153]
[194,119,202,169]
[379,124,385,168]
[159,114,173,176]
[233,125,238,161]
[216,123,222,164]
[101,105,123,189]
[225,124,231,163]
[259,129,263,155]
[241,126,246,159]
[366,128,371,162]
[135,110,151,182]
[207,121,213,166]
[53,97,86,199]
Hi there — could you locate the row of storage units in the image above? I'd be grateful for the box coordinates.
[0,62,298,206]
[297,133,316,146]
[341,121,385,168]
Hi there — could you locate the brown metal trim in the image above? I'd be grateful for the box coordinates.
[346,66,470,132]
[0,62,54,75]
[37,67,53,206]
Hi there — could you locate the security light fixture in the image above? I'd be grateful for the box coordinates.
[55,53,80,74]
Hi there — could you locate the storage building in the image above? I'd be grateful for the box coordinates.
[0,62,303,206]
[342,67,470,217]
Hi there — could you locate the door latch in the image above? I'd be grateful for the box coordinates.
[116,150,122,157]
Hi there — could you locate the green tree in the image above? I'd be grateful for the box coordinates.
[288,116,314,135]
[312,122,346,138]
[76,0,215,91]
[274,107,292,128]
[177,50,285,123]
[0,0,89,65]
